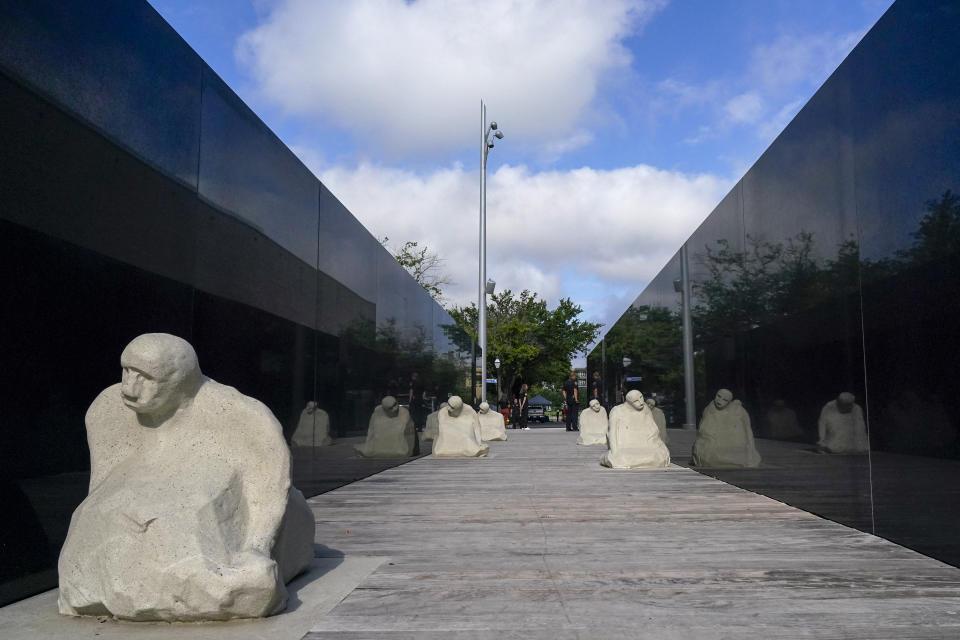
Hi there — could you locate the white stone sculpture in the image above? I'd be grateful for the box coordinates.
[58,334,314,622]
[600,391,670,469]
[646,397,669,444]
[291,401,332,447]
[691,389,761,468]
[478,402,507,441]
[576,399,608,446]
[355,396,416,458]
[433,396,489,458]
[764,399,803,439]
[817,392,869,454]
[422,402,445,442]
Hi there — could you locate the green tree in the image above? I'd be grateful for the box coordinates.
[598,305,684,398]
[380,236,452,302]
[447,290,601,402]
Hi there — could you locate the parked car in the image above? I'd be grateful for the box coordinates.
[527,405,550,424]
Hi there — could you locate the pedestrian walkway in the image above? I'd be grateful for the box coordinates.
[304,429,960,638]
[3,428,959,639]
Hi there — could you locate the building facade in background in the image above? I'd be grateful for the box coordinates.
[591,0,960,567]
[0,0,468,605]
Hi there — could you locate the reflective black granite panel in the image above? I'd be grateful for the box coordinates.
[318,187,380,303]
[850,0,960,564]
[0,0,202,186]
[198,67,320,268]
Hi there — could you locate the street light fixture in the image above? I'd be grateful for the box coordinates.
[479,100,504,405]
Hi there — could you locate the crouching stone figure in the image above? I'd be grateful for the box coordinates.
[577,399,608,446]
[600,391,670,469]
[58,333,315,622]
[433,396,489,458]
[478,402,507,441]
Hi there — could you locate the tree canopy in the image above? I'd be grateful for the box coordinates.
[446,289,601,401]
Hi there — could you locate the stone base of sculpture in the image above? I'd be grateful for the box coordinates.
[577,400,608,446]
[355,396,415,458]
[478,402,507,441]
[600,391,670,469]
[291,402,332,447]
[433,396,489,458]
[692,391,761,468]
[57,334,314,622]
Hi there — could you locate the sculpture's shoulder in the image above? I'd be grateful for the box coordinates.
[820,400,838,418]
[196,380,283,437]
[85,383,123,424]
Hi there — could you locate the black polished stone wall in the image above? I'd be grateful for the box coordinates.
[0,0,467,605]
[590,0,960,566]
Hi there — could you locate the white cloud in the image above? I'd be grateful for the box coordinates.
[750,30,865,92]
[723,91,765,125]
[312,158,729,330]
[236,0,666,159]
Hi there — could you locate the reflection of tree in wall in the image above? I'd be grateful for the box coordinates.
[597,305,684,403]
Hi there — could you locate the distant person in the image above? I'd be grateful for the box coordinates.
[562,371,579,431]
[518,383,529,430]
[408,372,426,431]
[510,396,521,429]
[590,371,602,406]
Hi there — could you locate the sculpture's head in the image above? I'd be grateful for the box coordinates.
[626,389,646,411]
[381,395,399,416]
[645,397,657,408]
[447,395,464,417]
[305,400,317,412]
[836,392,855,414]
[589,398,601,412]
[714,389,733,410]
[120,333,202,419]
[479,401,490,414]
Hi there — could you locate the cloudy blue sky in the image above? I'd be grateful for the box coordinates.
[149,0,893,351]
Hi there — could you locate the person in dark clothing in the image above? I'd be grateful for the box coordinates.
[409,372,425,431]
[518,384,529,430]
[562,371,579,431]
[590,371,602,407]
[510,396,521,429]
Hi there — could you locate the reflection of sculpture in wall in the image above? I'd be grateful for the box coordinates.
[478,402,507,441]
[422,402,446,442]
[817,392,868,454]
[58,334,314,621]
[577,399,608,446]
[291,401,332,447]
[355,396,416,458]
[691,389,761,468]
[764,399,803,440]
[646,397,668,444]
[433,396,489,458]
[600,391,670,469]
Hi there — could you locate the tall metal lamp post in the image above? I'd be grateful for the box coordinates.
[479,99,503,405]
[494,357,501,408]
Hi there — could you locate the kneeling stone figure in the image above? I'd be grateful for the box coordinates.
[478,401,507,441]
[433,396,489,458]
[58,334,314,622]
[577,399,608,446]
[601,391,670,469]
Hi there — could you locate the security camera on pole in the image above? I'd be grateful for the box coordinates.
[479,100,503,405]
